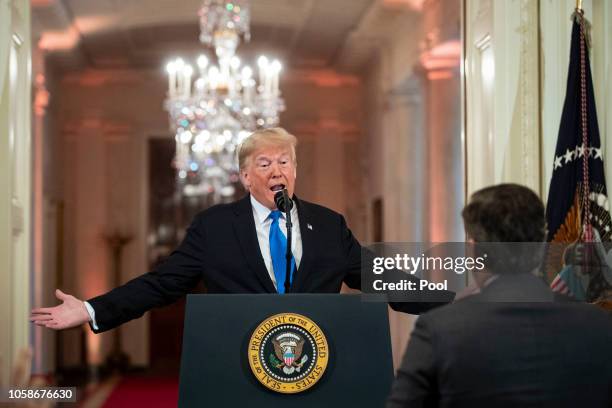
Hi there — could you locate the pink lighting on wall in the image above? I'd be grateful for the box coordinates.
[34,74,49,116]
[63,69,143,87]
[289,69,360,87]
[87,331,102,366]
[294,118,360,140]
[383,0,426,11]
[80,261,110,302]
[427,70,454,80]
[73,16,118,34]
[420,39,461,74]
[31,0,53,6]
[38,27,79,51]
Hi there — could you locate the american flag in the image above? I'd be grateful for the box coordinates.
[545,10,612,302]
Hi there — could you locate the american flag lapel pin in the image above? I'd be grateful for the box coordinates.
[307,223,313,230]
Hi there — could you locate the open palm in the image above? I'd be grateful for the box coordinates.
[30,289,90,330]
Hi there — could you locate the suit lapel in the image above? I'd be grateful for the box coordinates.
[232,195,277,293]
[290,197,315,293]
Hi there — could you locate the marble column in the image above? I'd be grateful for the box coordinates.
[424,65,464,243]
[382,74,427,370]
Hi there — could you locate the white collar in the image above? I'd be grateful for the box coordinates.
[250,195,273,225]
[250,194,298,224]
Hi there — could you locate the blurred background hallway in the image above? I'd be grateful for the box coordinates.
[1,0,611,406]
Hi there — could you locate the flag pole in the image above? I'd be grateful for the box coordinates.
[576,0,583,11]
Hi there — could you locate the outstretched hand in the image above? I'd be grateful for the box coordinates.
[30,289,90,330]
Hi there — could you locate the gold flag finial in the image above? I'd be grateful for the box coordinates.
[576,0,583,11]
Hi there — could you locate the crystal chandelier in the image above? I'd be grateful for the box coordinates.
[164,0,285,199]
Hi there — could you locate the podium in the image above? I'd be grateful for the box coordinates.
[178,294,394,407]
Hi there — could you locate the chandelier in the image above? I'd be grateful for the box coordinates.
[164,0,285,199]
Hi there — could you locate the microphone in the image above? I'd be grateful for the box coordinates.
[274,189,293,212]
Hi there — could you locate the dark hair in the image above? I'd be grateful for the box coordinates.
[462,183,546,242]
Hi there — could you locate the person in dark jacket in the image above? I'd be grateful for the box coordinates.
[387,183,612,408]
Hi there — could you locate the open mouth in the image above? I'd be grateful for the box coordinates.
[270,184,285,192]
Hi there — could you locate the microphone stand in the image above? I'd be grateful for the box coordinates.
[283,190,293,293]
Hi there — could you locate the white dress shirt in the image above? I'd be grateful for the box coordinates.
[85,195,304,329]
[250,195,303,289]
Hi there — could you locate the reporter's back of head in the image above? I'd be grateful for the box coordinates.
[463,183,548,283]
[462,183,546,242]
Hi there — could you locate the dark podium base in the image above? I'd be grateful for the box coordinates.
[178,294,394,408]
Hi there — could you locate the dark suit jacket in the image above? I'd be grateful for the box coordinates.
[387,273,612,408]
[88,195,452,333]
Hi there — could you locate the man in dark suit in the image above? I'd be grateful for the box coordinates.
[387,183,612,408]
[31,127,451,332]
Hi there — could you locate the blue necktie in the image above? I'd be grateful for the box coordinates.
[269,210,295,294]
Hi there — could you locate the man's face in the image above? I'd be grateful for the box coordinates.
[241,145,297,210]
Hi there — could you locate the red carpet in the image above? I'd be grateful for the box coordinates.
[102,376,179,407]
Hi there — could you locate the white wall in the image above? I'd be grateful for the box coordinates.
[465,0,540,196]
[30,38,64,375]
[465,0,612,200]
[0,0,31,383]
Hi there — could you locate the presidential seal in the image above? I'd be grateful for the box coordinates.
[247,313,329,394]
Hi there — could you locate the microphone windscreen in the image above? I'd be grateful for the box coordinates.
[274,189,293,212]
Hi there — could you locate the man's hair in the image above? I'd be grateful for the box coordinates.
[462,183,546,242]
[238,127,297,171]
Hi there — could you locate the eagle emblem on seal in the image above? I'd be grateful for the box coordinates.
[270,332,309,374]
